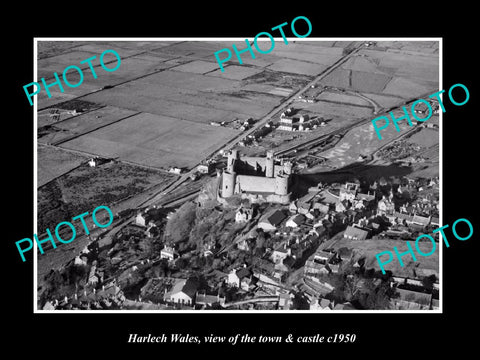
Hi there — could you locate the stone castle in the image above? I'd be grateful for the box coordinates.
[218,150,292,204]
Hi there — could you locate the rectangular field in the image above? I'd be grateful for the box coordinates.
[59,112,240,169]
[37,145,88,188]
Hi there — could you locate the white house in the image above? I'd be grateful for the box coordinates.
[286,214,305,228]
[160,246,178,261]
[235,206,253,223]
[164,278,199,306]
[257,210,287,232]
[343,226,369,241]
[226,267,252,291]
[135,212,147,227]
[271,243,291,263]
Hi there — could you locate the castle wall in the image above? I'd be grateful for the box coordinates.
[241,157,266,172]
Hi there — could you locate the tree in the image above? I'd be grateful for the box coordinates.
[421,274,437,291]
[164,201,197,244]
[360,279,395,310]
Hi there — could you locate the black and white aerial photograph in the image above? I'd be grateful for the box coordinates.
[6,4,479,356]
[34,39,441,312]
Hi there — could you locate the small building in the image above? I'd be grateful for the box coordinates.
[169,167,183,175]
[297,202,311,215]
[377,196,395,215]
[278,292,293,310]
[271,243,291,263]
[197,163,212,174]
[257,210,287,232]
[135,212,148,227]
[343,226,369,241]
[313,202,329,214]
[195,292,225,307]
[164,278,200,306]
[289,201,298,213]
[226,267,253,291]
[335,200,348,213]
[409,214,431,229]
[160,246,178,261]
[339,182,359,202]
[310,297,332,311]
[286,214,305,228]
[74,255,88,267]
[235,206,253,223]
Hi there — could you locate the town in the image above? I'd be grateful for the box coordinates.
[40,150,440,311]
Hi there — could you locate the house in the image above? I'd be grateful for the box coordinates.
[339,182,359,202]
[235,206,253,223]
[353,199,365,210]
[289,201,298,213]
[160,246,178,261]
[257,209,287,231]
[164,278,200,306]
[286,214,305,228]
[313,202,329,214]
[74,255,88,266]
[278,292,293,310]
[335,200,348,213]
[255,272,282,293]
[297,202,311,215]
[203,243,220,257]
[310,297,332,310]
[388,211,414,225]
[343,226,369,241]
[135,212,148,227]
[304,250,333,275]
[226,267,253,291]
[197,163,213,174]
[271,243,291,263]
[195,292,225,307]
[356,191,375,202]
[377,196,394,215]
[168,167,183,175]
[409,214,431,229]
[236,237,251,252]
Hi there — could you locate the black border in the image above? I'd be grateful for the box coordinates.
[6,5,478,354]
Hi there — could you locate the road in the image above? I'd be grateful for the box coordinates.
[223,295,280,308]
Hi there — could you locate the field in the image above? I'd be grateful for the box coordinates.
[38,106,139,145]
[37,160,175,231]
[59,112,240,169]
[37,145,88,187]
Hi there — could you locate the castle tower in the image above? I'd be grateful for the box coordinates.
[222,171,235,198]
[274,173,289,196]
[266,150,274,178]
[227,149,239,173]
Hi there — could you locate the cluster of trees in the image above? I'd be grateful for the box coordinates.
[321,259,396,310]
